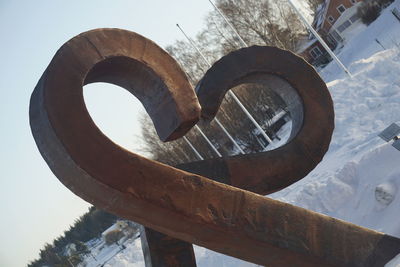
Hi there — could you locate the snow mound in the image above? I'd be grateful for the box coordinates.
[273,144,400,237]
[328,49,400,157]
[103,239,144,267]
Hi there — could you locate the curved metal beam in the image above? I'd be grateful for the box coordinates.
[30,29,400,267]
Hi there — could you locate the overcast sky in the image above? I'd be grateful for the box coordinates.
[0,1,308,266]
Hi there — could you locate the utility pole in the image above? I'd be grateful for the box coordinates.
[194,125,222,157]
[183,136,204,160]
[176,23,273,147]
[286,0,352,77]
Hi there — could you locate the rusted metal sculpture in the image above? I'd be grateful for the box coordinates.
[30,28,400,267]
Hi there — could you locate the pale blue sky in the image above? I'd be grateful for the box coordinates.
[0,1,213,266]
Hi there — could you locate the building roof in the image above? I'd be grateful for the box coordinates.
[296,0,330,53]
[296,36,318,53]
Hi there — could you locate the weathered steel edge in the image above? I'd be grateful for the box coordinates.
[140,226,197,267]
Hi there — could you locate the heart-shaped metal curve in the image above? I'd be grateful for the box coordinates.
[184,45,334,195]
[30,28,400,267]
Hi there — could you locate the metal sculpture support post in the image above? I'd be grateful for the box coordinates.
[30,28,400,267]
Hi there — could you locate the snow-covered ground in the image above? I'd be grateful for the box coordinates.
[80,1,400,266]
[321,0,400,82]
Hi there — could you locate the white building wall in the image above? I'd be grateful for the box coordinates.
[329,3,366,42]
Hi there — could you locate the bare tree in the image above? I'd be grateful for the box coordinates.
[165,41,207,85]
[138,112,198,165]
[138,0,298,162]
[214,0,307,51]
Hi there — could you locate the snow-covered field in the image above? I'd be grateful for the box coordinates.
[81,1,400,266]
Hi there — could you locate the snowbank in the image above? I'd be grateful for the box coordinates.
[321,0,400,82]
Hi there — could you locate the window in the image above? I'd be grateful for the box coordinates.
[349,13,360,23]
[337,20,351,32]
[337,4,346,14]
[328,15,335,24]
[309,46,323,59]
[329,30,344,43]
[350,0,357,4]
[326,34,338,46]
[256,133,269,147]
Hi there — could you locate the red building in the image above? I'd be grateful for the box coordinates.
[298,0,365,67]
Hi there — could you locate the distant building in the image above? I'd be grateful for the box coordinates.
[101,220,128,239]
[297,0,365,67]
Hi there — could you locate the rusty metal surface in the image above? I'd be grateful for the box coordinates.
[30,28,400,267]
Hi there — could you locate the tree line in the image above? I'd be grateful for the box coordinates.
[28,206,120,266]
